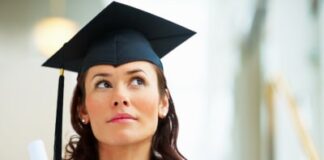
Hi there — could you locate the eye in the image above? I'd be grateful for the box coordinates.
[96,80,112,89]
[130,77,145,86]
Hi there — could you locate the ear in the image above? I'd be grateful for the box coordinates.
[158,89,170,119]
[78,104,90,124]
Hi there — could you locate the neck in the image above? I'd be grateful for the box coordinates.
[98,138,152,160]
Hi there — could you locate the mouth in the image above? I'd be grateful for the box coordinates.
[107,113,137,123]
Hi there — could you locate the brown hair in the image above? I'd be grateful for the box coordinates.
[64,65,186,160]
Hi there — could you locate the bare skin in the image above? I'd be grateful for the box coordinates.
[80,61,169,160]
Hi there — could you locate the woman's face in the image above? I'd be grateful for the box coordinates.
[81,61,169,146]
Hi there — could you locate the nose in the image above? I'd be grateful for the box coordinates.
[113,100,128,106]
[112,87,130,107]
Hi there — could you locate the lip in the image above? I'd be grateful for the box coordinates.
[107,113,137,123]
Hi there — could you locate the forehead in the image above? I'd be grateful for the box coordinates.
[86,61,157,75]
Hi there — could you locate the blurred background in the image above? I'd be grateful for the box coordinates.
[1,0,324,159]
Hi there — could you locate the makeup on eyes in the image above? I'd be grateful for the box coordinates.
[95,79,112,89]
[90,68,149,89]
[130,76,146,86]
[92,75,147,89]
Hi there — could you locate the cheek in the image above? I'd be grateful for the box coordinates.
[85,93,113,141]
[136,98,158,117]
[85,93,110,127]
[132,90,160,128]
[86,94,106,113]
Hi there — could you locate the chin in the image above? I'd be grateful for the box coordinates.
[99,130,154,146]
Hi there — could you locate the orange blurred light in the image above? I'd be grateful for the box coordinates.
[33,17,78,57]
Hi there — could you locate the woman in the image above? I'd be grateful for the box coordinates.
[65,61,181,160]
[43,2,195,160]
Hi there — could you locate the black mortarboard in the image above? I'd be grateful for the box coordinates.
[42,1,195,160]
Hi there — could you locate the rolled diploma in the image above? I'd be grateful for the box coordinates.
[28,139,48,160]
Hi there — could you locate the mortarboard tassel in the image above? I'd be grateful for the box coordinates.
[54,68,64,160]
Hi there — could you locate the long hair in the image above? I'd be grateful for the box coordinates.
[64,65,186,160]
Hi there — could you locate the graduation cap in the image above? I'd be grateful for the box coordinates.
[42,1,195,160]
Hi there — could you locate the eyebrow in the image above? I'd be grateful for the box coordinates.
[126,69,147,75]
[92,73,112,80]
[91,69,146,80]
